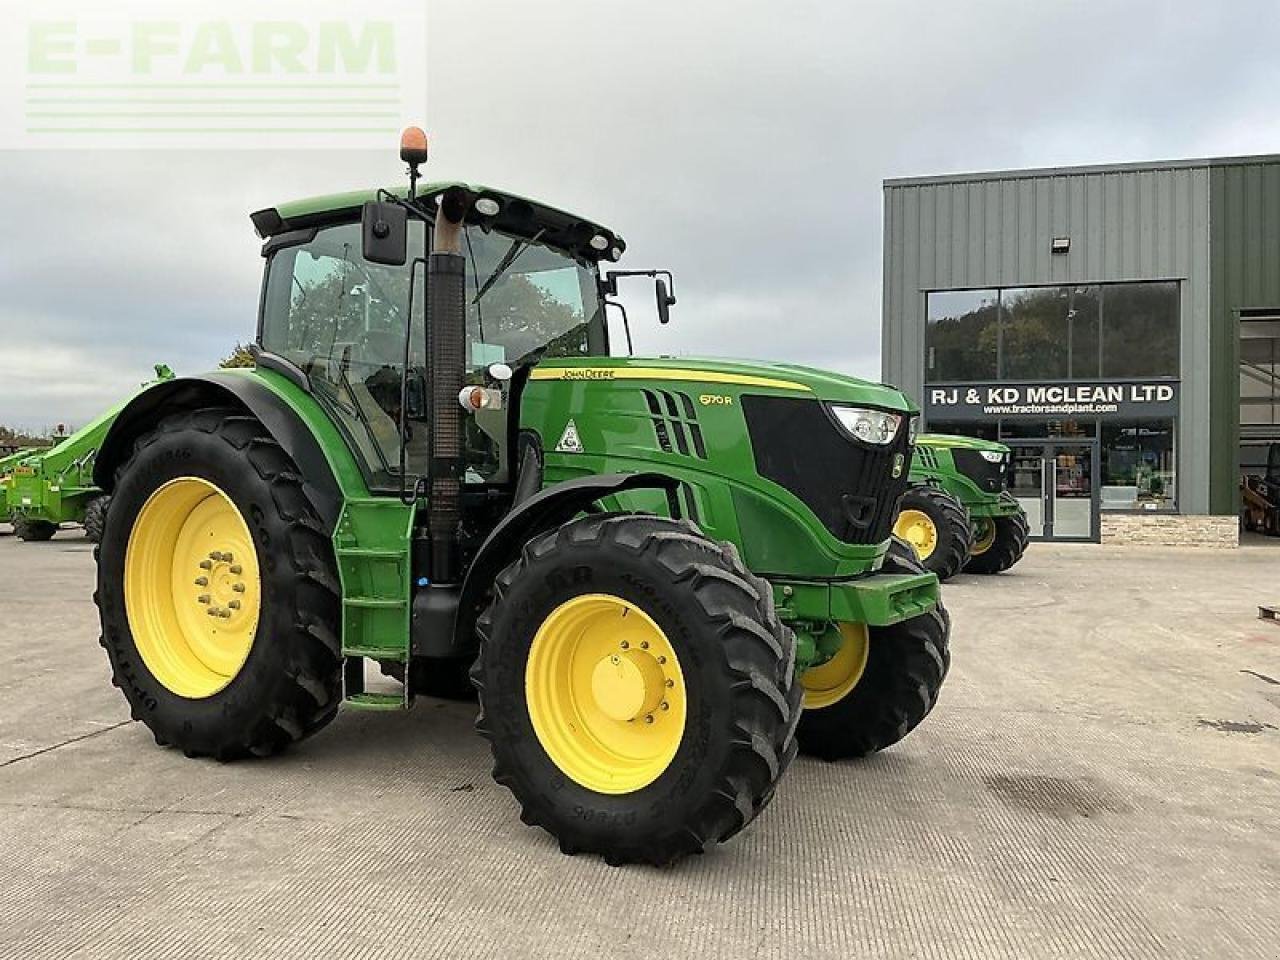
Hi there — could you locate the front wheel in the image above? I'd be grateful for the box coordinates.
[474,512,801,865]
[964,509,1030,574]
[893,484,972,581]
[796,537,951,760]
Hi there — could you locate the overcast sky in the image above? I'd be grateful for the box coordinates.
[3,0,1280,431]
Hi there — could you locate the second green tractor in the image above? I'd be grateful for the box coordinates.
[893,433,1030,580]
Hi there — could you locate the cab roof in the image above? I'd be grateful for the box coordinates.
[250,180,625,262]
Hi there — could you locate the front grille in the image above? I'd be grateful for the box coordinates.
[952,448,1005,493]
[915,445,940,470]
[741,396,911,545]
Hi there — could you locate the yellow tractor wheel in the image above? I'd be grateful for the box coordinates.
[475,512,801,866]
[95,408,343,760]
[797,539,951,760]
[894,485,973,581]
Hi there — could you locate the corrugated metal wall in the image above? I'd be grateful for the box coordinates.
[882,164,1214,514]
[1209,162,1280,514]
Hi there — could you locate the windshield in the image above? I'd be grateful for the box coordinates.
[462,224,606,371]
[258,218,606,490]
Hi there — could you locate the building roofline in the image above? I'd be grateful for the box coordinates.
[883,152,1280,188]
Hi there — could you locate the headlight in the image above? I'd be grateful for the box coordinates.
[979,449,1004,463]
[830,406,902,446]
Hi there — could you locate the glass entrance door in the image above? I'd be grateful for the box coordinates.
[1007,442,1099,541]
[1052,446,1094,539]
[1009,445,1046,537]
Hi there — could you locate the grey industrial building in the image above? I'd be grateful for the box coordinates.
[882,154,1280,545]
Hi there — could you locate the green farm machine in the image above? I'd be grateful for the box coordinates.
[893,433,1030,580]
[1,364,173,542]
[91,130,950,865]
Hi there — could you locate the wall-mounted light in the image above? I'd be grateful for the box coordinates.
[1051,236,1071,254]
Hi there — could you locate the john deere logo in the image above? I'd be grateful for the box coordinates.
[892,454,905,478]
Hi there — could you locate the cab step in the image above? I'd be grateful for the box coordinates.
[344,692,407,711]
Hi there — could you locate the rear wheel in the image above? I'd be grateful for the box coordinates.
[964,509,1030,574]
[893,484,971,581]
[797,537,950,760]
[83,495,110,543]
[474,512,801,865]
[95,407,343,760]
[14,517,58,541]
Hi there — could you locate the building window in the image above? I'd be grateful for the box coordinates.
[925,289,997,381]
[1000,285,1101,380]
[925,281,1177,383]
[1100,419,1176,511]
[1101,282,1179,378]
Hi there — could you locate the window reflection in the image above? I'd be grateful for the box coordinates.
[925,282,1176,383]
[926,290,998,381]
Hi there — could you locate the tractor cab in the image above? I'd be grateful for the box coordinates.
[253,181,622,491]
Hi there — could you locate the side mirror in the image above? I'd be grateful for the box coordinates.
[361,200,408,266]
[656,277,676,325]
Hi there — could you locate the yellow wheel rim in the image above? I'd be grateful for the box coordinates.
[971,518,996,556]
[894,509,938,560]
[801,623,869,710]
[124,477,262,699]
[525,594,687,795]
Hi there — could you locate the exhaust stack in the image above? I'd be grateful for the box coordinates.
[425,188,469,583]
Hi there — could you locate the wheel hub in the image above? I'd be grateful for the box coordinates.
[124,477,262,699]
[590,649,666,722]
[525,594,687,795]
[895,509,938,559]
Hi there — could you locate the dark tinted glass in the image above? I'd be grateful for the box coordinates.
[1000,287,1069,379]
[1102,282,1178,377]
[926,290,998,382]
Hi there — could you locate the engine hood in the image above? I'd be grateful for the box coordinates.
[917,432,1010,455]
[529,356,918,413]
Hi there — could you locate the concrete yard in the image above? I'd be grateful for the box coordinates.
[1,529,1277,960]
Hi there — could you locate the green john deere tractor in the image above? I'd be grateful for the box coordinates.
[2,364,174,542]
[92,131,950,865]
[893,433,1029,580]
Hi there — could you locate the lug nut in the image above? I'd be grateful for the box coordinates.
[232,583,245,593]
[206,607,219,617]
[644,715,654,724]
[620,641,629,649]
[228,600,241,610]
[197,595,210,605]
[229,564,242,575]
[218,609,232,619]
[665,679,674,688]
[660,701,669,711]
[640,641,649,649]
[199,560,213,570]
[194,576,208,587]
[208,552,220,561]
[657,656,666,664]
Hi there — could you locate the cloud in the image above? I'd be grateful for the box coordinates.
[2,0,1280,430]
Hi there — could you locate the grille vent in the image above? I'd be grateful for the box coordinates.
[642,389,708,460]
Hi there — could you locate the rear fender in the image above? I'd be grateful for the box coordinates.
[93,373,344,532]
